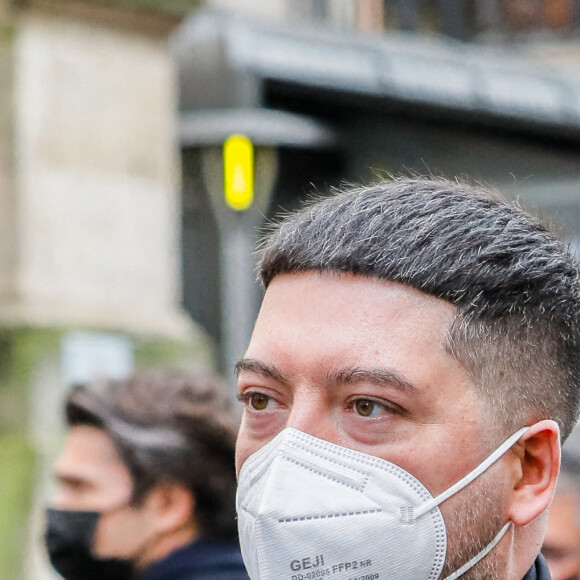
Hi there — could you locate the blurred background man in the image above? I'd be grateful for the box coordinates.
[44,369,248,580]
[543,428,580,580]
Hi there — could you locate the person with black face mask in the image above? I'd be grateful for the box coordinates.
[44,369,249,580]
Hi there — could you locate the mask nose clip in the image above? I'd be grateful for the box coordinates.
[399,506,415,525]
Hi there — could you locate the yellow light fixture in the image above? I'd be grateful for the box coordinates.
[223,134,254,211]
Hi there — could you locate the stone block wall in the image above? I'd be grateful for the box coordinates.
[11,3,191,338]
[0,3,210,578]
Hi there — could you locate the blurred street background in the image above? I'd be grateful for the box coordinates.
[1,0,580,577]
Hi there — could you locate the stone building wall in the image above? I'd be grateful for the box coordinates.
[11,3,191,338]
[0,3,209,578]
[0,6,17,308]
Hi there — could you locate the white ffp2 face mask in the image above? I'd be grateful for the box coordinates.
[237,426,528,580]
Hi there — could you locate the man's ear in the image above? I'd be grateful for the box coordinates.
[507,419,560,526]
[145,483,197,535]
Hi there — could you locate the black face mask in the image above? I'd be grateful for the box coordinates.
[45,508,134,580]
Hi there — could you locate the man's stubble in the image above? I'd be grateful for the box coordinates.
[440,463,506,580]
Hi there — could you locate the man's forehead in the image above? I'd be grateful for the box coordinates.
[248,271,466,397]
[56,425,126,476]
[261,272,456,323]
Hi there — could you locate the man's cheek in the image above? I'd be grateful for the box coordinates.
[236,427,269,475]
[236,412,287,472]
[235,431,251,475]
[93,512,142,559]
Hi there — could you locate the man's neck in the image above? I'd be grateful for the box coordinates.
[135,524,199,573]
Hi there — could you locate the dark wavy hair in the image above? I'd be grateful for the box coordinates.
[258,177,580,441]
[65,369,239,539]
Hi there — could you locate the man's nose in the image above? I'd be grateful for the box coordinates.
[285,390,338,444]
[51,490,76,511]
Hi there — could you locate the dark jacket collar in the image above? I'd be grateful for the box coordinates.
[137,538,249,580]
[138,545,548,580]
[522,553,551,580]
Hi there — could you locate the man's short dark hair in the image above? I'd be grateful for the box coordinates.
[258,177,580,441]
[65,369,239,539]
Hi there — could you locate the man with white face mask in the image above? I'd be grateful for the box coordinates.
[235,178,580,580]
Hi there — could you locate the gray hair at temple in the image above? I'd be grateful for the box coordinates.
[65,369,239,539]
[257,177,580,441]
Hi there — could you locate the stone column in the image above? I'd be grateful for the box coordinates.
[0,2,210,579]
[13,0,192,339]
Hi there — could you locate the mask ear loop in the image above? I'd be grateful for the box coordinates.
[412,426,528,580]
[414,426,529,519]
[442,521,512,580]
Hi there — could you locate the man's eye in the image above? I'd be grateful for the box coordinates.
[250,393,270,410]
[354,398,386,417]
[240,392,277,411]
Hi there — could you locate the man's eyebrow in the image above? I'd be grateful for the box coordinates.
[234,360,417,392]
[54,472,86,487]
[330,367,419,392]
[235,358,289,384]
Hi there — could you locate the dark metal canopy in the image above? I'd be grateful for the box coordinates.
[173,9,580,141]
